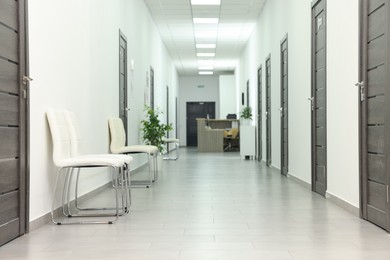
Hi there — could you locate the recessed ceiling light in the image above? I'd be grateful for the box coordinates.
[199,71,214,75]
[197,53,215,57]
[193,18,219,24]
[199,66,214,70]
[196,44,216,49]
[191,0,221,5]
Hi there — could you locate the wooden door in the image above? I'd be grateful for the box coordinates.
[150,67,154,109]
[246,80,250,106]
[176,97,178,138]
[280,36,289,176]
[311,0,327,196]
[257,66,263,161]
[360,0,390,231]
[119,31,128,143]
[265,55,272,166]
[166,86,169,138]
[186,102,215,146]
[0,0,28,246]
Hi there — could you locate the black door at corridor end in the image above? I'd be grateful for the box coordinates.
[186,102,216,146]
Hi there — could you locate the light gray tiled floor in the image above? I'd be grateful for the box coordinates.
[1,148,390,259]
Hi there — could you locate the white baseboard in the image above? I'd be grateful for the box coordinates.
[29,182,112,231]
[287,173,311,190]
[326,191,360,217]
[287,173,359,217]
[29,163,149,232]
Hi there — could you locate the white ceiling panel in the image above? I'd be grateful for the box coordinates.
[144,0,266,75]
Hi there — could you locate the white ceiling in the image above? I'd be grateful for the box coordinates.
[143,0,266,76]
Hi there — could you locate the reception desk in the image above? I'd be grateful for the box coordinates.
[197,118,239,152]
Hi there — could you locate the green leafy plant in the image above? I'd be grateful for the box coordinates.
[141,105,173,153]
[240,106,253,120]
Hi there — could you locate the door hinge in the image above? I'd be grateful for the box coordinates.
[308,97,314,111]
[387,185,389,203]
[22,90,27,99]
[355,81,364,101]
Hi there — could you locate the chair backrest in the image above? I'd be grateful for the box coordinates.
[46,110,72,166]
[108,118,126,153]
[63,110,82,157]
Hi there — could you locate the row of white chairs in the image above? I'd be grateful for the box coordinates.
[46,110,158,225]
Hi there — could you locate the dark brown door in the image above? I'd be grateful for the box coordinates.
[150,67,154,109]
[246,80,250,106]
[186,102,215,146]
[311,0,327,196]
[280,35,288,176]
[265,55,272,166]
[257,65,263,161]
[359,0,390,231]
[176,97,179,138]
[0,0,28,246]
[119,31,128,143]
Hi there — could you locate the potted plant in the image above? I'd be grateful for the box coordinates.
[140,105,173,154]
[240,106,253,125]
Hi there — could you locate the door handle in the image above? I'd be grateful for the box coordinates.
[22,75,33,85]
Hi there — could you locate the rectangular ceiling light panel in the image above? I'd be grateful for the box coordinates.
[199,71,214,75]
[191,0,221,5]
[197,53,215,57]
[199,72,214,75]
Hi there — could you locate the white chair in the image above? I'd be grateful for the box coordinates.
[63,110,133,215]
[162,137,180,160]
[108,118,158,188]
[46,110,130,225]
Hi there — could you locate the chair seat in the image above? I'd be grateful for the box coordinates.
[113,145,158,155]
[57,156,126,168]
[77,154,133,164]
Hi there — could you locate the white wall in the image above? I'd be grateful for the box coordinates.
[219,75,237,118]
[237,0,360,207]
[178,76,220,146]
[28,0,178,222]
[326,0,359,206]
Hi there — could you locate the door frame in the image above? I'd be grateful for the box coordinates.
[257,65,263,161]
[0,0,30,243]
[358,0,367,220]
[311,0,327,195]
[119,30,128,143]
[20,0,29,235]
[358,0,390,229]
[280,34,288,176]
[246,80,250,106]
[265,54,272,167]
[150,66,154,109]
